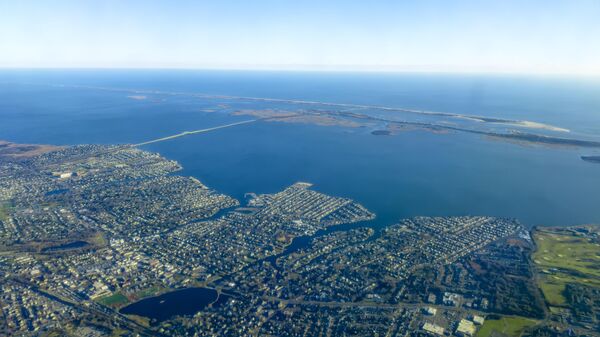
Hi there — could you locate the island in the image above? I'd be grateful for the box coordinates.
[581,155,600,164]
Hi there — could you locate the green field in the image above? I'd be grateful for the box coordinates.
[133,286,165,300]
[89,231,107,246]
[533,229,600,306]
[98,293,129,307]
[0,201,12,222]
[476,316,538,337]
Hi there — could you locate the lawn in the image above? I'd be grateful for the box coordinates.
[98,293,129,307]
[533,230,600,306]
[89,231,107,246]
[0,201,12,222]
[476,316,538,337]
[133,286,165,300]
[539,282,566,306]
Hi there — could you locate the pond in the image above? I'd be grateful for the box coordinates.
[41,241,89,252]
[120,287,226,322]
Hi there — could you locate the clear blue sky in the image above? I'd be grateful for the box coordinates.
[1,0,599,74]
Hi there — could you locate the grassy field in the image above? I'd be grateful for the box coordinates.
[89,231,107,246]
[476,316,538,337]
[533,229,600,306]
[130,286,169,302]
[0,201,12,222]
[98,286,164,309]
[110,328,129,337]
[98,293,129,307]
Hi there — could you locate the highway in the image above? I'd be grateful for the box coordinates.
[134,119,257,146]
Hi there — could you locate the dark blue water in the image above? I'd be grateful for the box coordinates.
[42,241,89,252]
[264,220,378,268]
[1,70,600,227]
[45,189,69,196]
[120,287,219,322]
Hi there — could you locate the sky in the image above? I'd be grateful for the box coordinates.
[1,0,599,75]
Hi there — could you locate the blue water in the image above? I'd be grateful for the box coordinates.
[1,70,600,227]
[41,241,89,252]
[119,287,220,322]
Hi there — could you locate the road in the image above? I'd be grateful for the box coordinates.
[134,119,257,146]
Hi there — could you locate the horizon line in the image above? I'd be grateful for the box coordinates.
[1,65,599,79]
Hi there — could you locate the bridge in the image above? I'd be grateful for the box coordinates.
[134,119,257,146]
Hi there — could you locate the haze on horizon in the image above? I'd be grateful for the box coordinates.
[1,0,599,76]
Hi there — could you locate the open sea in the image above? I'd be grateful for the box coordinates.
[1,69,600,228]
